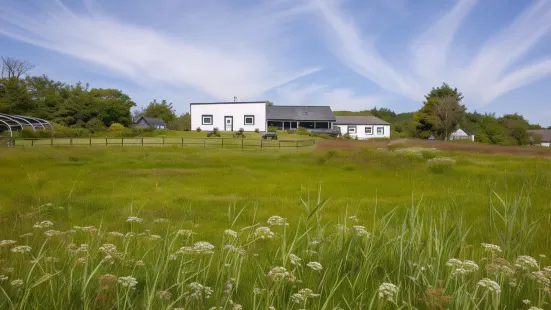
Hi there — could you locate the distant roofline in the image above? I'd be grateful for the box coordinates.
[190,101,267,105]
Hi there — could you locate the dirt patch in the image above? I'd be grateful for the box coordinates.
[316,139,551,157]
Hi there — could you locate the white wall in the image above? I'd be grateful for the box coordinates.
[191,103,266,132]
[334,124,391,140]
[542,142,550,147]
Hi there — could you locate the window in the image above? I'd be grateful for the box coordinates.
[377,127,384,135]
[202,115,213,125]
[365,126,373,135]
[244,115,255,125]
[348,126,356,134]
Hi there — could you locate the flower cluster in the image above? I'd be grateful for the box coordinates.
[291,288,320,304]
[0,240,17,247]
[224,229,238,238]
[267,266,296,283]
[289,254,302,266]
[267,216,288,226]
[477,278,501,294]
[378,282,399,301]
[352,226,371,238]
[446,258,479,276]
[481,243,502,254]
[255,226,275,239]
[306,261,323,271]
[126,216,144,223]
[187,282,213,299]
[427,157,456,167]
[515,255,539,271]
[179,241,215,255]
[118,276,138,288]
[33,220,54,229]
[11,245,32,253]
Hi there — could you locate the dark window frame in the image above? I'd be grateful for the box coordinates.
[348,125,357,134]
[244,115,255,125]
[365,126,373,135]
[202,114,213,125]
[376,126,384,135]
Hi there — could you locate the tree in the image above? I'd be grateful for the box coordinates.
[413,83,465,139]
[143,99,176,124]
[170,113,191,131]
[266,100,274,106]
[1,57,35,79]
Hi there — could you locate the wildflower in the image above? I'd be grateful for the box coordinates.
[108,232,124,237]
[11,246,32,253]
[528,307,544,310]
[44,256,60,263]
[267,266,295,282]
[156,290,172,300]
[33,220,54,229]
[99,274,117,288]
[352,226,371,238]
[530,271,551,285]
[42,230,61,237]
[253,287,265,295]
[74,226,98,233]
[306,262,323,271]
[76,257,87,264]
[255,226,275,239]
[447,259,479,276]
[3,268,14,273]
[224,229,238,238]
[126,216,143,223]
[267,215,288,226]
[193,241,215,254]
[462,260,479,271]
[154,218,169,223]
[0,240,17,247]
[99,244,118,255]
[348,215,358,223]
[289,254,302,266]
[305,250,318,256]
[268,307,276,310]
[10,279,24,287]
[118,276,138,288]
[291,288,320,303]
[481,243,502,254]
[229,301,242,310]
[135,260,145,266]
[0,275,7,281]
[147,234,162,241]
[177,230,194,237]
[223,245,246,255]
[515,255,539,271]
[523,300,531,305]
[102,255,115,264]
[378,282,399,301]
[446,258,462,267]
[477,278,501,294]
[309,240,320,247]
[19,233,33,238]
[187,282,213,299]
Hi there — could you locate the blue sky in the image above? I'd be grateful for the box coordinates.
[1,0,551,125]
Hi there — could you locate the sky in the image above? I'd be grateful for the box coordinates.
[1,0,551,125]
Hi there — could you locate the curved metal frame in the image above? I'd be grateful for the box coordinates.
[0,113,53,137]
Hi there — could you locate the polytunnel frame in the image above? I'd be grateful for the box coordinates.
[0,113,53,137]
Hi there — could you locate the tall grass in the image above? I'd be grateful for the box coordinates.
[1,190,549,309]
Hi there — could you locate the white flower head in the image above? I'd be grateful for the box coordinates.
[306,262,323,271]
[267,216,288,226]
[477,278,501,294]
[99,244,118,255]
[267,266,295,283]
[43,230,62,237]
[11,245,32,253]
[255,226,275,239]
[289,254,302,266]
[10,279,24,287]
[108,232,124,237]
[481,243,502,254]
[177,230,195,237]
[118,276,138,288]
[0,275,8,281]
[33,220,53,229]
[378,282,398,301]
[187,282,213,299]
[126,216,143,223]
[154,218,169,223]
[224,229,238,238]
[515,255,539,271]
[19,233,33,238]
[352,226,371,238]
[523,299,531,305]
[0,240,17,247]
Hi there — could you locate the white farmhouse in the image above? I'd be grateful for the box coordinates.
[528,129,551,147]
[449,128,474,141]
[333,116,391,139]
[191,101,267,132]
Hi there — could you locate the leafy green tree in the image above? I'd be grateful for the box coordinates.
[498,113,531,145]
[413,83,465,139]
[266,100,274,106]
[144,99,176,124]
[170,113,191,131]
[86,118,105,132]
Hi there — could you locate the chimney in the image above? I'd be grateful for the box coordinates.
[234,96,237,102]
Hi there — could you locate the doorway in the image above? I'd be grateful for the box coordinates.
[224,116,233,131]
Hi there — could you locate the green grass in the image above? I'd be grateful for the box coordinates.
[0,146,551,309]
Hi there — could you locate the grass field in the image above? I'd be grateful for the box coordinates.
[1,144,551,309]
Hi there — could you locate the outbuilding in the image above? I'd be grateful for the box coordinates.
[190,101,267,132]
[134,116,167,129]
[528,129,551,147]
[332,116,391,139]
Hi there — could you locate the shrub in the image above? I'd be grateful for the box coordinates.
[196,127,202,132]
[86,118,105,133]
[268,126,278,132]
[296,127,309,136]
[109,123,125,131]
[341,133,352,140]
[255,128,260,133]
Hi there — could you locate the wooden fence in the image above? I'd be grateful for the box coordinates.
[7,137,316,149]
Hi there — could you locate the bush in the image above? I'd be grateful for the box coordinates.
[254,128,260,133]
[296,127,309,136]
[86,118,105,133]
[341,133,352,140]
[109,123,125,131]
[268,126,278,132]
[196,127,202,132]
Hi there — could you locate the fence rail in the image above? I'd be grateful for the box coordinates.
[5,137,316,149]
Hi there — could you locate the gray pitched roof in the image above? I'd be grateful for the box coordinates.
[333,116,390,125]
[528,129,551,142]
[137,116,166,127]
[267,106,336,121]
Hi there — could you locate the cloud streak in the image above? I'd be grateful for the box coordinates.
[0,0,321,101]
[313,0,551,105]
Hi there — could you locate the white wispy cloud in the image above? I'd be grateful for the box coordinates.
[0,0,321,101]
[312,0,551,105]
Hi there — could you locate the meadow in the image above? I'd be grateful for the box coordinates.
[1,143,551,309]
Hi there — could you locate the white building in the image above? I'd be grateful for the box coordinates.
[332,116,391,139]
[190,101,267,132]
[528,129,551,147]
[450,128,474,142]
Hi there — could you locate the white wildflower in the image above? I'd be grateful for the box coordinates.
[33,220,53,229]
[378,282,398,301]
[0,240,17,247]
[306,262,323,271]
[481,243,502,254]
[176,230,194,237]
[44,256,60,263]
[253,287,265,295]
[267,266,295,282]
[255,226,275,239]
[11,246,32,253]
[187,282,213,299]
[193,241,215,254]
[19,233,33,238]
[108,232,124,237]
[99,244,118,255]
[223,245,246,255]
[352,226,371,238]
[446,258,462,267]
[309,240,321,247]
[74,226,98,233]
[156,290,172,300]
[528,307,544,310]
[154,218,169,223]
[118,276,138,288]
[43,230,62,237]
[224,229,238,238]
[267,215,288,226]
[348,215,359,223]
[10,279,24,287]
[530,271,551,285]
[292,288,320,303]
[477,278,501,294]
[147,234,162,241]
[0,275,7,281]
[126,216,143,223]
[289,254,302,266]
[515,255,539,271]
[523,300,531,305]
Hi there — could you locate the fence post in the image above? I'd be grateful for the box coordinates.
[181,137,184,148]
[106,137,108,146]
[261,139,263,149]
[51,138,53,146]
[279,140,281,148]
[122,137,124,147]
[142,138,144,146]
[162,137,165,147]
[204,139,206,149]
[89,137,92,146]
[241,138,244,150]
[296,140,299,148]
[32,139,34,146]
[70,138,73,146]
[222,138,224,148]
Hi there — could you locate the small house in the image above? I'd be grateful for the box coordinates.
[190,101,267,132]
[450,128,474,141]
[266,106,335,130]
[134,117,167,129]
[528,129,551,147]
[332,116,391,139]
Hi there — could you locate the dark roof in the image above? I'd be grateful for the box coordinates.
[190,101,267,105]
[267,106,336,121]
[136,116,166,126]
[528,129,551,142]
[333,116,390,125]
